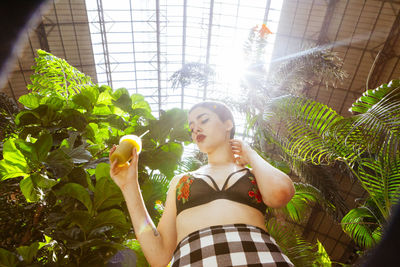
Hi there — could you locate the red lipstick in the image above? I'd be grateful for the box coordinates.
[196,134,206,142]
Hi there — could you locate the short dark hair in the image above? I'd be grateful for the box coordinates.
[189,101,235,139]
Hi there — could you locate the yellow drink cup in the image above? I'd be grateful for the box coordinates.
[110,135,142,166]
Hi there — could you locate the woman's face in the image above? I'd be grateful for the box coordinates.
[188,106,232,153]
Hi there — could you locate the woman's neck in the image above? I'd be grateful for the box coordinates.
[206,141,236,167]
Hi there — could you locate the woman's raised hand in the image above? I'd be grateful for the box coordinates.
[109,144,139,190]
[229,139,255,167]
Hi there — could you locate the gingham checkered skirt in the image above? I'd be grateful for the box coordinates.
[170,224,294,267]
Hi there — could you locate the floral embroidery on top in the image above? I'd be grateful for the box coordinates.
[248,175,262,203]
[176,175,194,204]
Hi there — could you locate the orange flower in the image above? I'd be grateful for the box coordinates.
[259,24,272,38]
[176,175,194,203]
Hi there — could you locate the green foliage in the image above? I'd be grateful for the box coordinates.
[262,79,400,251]
[266,218,331,267]
[264,181,336,266]
[280,183,335,223]
[0,92,20,142]
[0,50,190,266]
[313,240,332,267]
[271,44,348,95]
[0,248,18,267]
[341,204,381,249]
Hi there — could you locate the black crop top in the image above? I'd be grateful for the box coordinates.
[175,168,267,215]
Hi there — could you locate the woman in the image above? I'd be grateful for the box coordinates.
[109,101,295,266]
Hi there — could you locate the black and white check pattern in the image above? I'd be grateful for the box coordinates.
[171,224,294,267]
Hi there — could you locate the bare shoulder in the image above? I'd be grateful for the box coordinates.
[168,173,188,192]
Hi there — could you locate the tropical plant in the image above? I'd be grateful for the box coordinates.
[258,79,400,251]
[266,182,339,266]
[0,50,191,266]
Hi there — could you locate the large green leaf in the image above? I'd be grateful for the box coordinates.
[33,133,53,162]
[67,167,89,187]
[97,90,113,105]
[60,133,92,164]
[91,209,129,233]
[41,94,65,110]
[18,93,42,109]
[32,173,59,188]
[141,142,183,177]
[0,139,29,180]
[112,88,133,114]
[60,109,87,132]
[131,94,152,114]
[0,248,18,267]
[14,140,35,162]
[14,110,40,126]
[93,175,123,212]
[72,93,93,112]
[64,210,91,234]
[16,242,40,264]
[93,163,123,211]
[47,148,74,177]
[56,183,93,213]
[20,173,59,202]
[20,176,39,202]
[14,133,52,165]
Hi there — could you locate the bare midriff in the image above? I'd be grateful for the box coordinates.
[175,199,267,244]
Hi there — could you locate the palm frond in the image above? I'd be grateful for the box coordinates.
[288,159,348,220]
[271,44,347,95]
[140,172,170,223]
[278,182,336,223]
[266,218,318,266]
[357,157,400,209]
[169,62,215,90]
[250,121,349,220]
[350,79,400,114]
[176,154,204,174]
[341,206,381,249]
[347,81,400,165]
[313,240,332,267]
[266,95,344,165]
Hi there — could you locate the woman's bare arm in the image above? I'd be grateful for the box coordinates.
[121,174,181,267]
[230,139,295,208]
[109,145,181,267]
[247,151,294,208]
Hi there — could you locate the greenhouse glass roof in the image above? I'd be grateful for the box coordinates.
[84,0,283,122]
